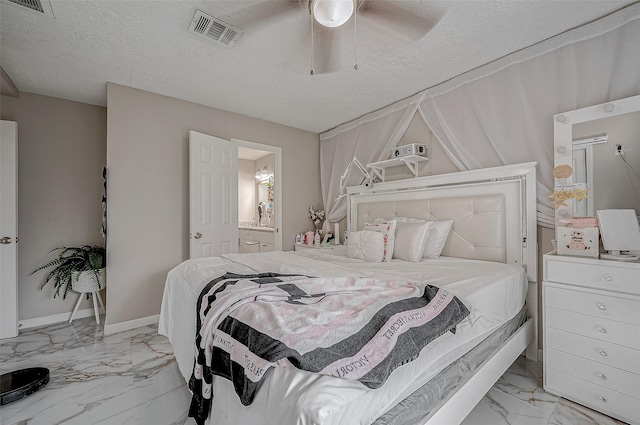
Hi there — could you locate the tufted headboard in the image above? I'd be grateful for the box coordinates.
[347,163,538,283]
[356,194,506,263]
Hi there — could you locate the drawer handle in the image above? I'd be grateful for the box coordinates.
[597,373,607,380]
[602,275,613,282]
[596,303,607,311]
[598,396,608,404]
[598,350,608,357]
[597,326,608,334]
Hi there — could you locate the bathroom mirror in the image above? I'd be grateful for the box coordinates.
[553,95,640,227]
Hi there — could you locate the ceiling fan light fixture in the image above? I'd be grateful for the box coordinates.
[312,0,355,28]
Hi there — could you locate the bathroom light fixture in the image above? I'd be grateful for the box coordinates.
[255,167,270,181]
[312,0,355,27]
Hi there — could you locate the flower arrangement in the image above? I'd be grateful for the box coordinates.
[308,204,325,231]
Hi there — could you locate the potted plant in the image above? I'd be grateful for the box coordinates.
[32,245,106,299]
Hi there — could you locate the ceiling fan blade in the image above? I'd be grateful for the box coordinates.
[358,0,443,41]
[227,0,304,33]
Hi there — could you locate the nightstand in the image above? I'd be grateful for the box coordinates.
[542,253,640,425]
[293,244,340,252]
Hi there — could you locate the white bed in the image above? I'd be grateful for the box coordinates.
[159,162,538,425]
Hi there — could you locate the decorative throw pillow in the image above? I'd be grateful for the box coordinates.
[347,231,384,262]
[422,219,454,258]
[393,221,431,262]
[364,220,396,261]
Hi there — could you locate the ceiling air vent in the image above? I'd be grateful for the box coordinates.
[188,9,243,48]
[7,0,55,18]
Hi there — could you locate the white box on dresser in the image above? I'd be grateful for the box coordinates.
[543,253,640,425]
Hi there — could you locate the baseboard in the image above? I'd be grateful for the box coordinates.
[18,308,100,330]
[103,314,159,335]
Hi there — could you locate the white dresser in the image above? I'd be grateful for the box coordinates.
[543,253,640,425]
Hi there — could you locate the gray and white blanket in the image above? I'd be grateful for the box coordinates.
[188,272,470,425]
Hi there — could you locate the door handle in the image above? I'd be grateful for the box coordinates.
[0,236,12,244]
[194,232,203,239]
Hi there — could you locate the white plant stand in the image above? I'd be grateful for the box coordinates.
[69,269,105,324]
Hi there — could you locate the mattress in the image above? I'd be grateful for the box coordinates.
[158,250,527,425]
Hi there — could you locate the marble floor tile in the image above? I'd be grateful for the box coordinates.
[494,355,560,420]
[547,398,628,425]
[461,387,551,425]
[0,318,628,425]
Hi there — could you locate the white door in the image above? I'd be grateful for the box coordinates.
[189,131,238,258]
[1,121,18,339]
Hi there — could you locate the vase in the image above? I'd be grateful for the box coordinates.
[71,268,105,293]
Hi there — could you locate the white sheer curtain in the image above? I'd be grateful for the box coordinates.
[418,5,640,227]
[320,4,640,228]
[320,92,424,224]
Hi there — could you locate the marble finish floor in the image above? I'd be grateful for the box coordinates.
[0,318,627,425]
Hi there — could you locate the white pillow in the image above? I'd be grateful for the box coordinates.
[364,220,396,261]
[393,221,431,262]
[422,220,454,258]
[347,231,384,262]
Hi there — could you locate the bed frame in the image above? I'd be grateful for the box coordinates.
[346,162,538,424]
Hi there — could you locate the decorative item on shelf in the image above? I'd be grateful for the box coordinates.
[557,226,599,257]
[552,164,573,180]
[31,245,106,299]
[307,204,325,232]
[305,231,315,246]
[549,183,590,209]
[564,216,598,228]
[314,230,321,246]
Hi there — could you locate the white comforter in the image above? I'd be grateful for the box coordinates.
[159,250,527,425]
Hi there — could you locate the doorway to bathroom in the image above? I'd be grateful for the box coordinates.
[234,139,282,253]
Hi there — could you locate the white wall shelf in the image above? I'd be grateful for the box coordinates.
[367,155,429,182]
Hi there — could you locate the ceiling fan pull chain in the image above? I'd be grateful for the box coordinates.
[354,1,358,71]
[311,11,315,76]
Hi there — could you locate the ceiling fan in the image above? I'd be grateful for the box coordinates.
[229,0,441,74]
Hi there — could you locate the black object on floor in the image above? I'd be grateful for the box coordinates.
[0,367,50,405]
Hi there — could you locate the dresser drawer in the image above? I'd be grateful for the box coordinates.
[546,369,639,424]
[546,259,640,294]
[545,327,640,374]
[546,347,640,398]
[545,307,640,350]
[545,285,640,325]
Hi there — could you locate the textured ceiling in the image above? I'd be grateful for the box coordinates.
[0,0,635,133]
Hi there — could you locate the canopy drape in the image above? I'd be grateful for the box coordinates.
[320,92,424,225]
[320,4,640,228]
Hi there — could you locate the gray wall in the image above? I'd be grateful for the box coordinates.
[106,83,320,327]
[1,92,106,320]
